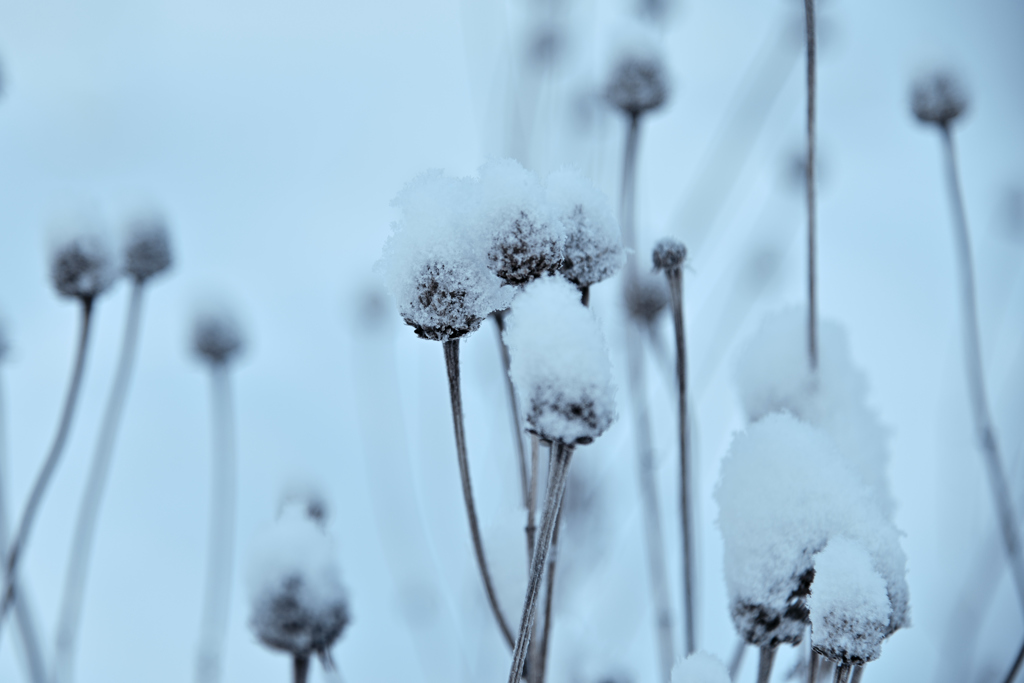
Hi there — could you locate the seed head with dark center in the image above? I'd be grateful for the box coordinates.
[911,72,968,126]
[192,310,244,365]
[124,215,173,282]
[606,57,668,116]
[651,237,686,273]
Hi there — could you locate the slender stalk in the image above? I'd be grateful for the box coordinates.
[580,286,590,308]
[804,0,818,371]
[195,363,238,683]
[850,665,863,683]
[1004,638,1024,683]
[808,650,819,683]
[294,654,310,683]
[0,298,95,634]
[664,265,695,656]
[939,124,1024,611]
[819,659,835,683]
[525,435,542,683]
[757,646,776,683]
[620,112,641,255]
[536,503,564,683]
[53,281,145,683]
[493,312,530,508]
[442,339,515,649]
[507,443,573,683]
[833,663,851,683]
[728,639,746,679]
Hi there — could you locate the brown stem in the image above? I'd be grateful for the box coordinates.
[507,443,574,683]
[850,665,864,683]
[294,654,310,683]
[536,497,564,683]
[443,339,515,649]
[757,646,776,683]
[808,649,819,683]
[804,0,818,371]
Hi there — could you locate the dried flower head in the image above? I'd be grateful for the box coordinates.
[248,504,351,658]
[605,23,669,115]
[49,222,118,301]
[911,71,968,126]
[504,277,616,445]
[652,237,686,273]
[477,159,565,287]
[123,213,173,282]
[547,168,625,288]
[192,306,244,365]
[624,272,669,323]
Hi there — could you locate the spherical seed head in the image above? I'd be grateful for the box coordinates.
[911,72,968,126]
[192,307,244,365]
[49,224,118,301]
[624,272,669,323]
[123,213,172,282]
[605,23,669,116]
[547,167,624,288]
[652,237,686,272]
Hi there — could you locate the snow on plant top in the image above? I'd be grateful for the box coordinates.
[809,537,892,665]
[670,652,730,683]
[380,169,513,341]
[546,167,624,288]
[504,276,616,444]
[247,502,350,656]
[715,413,908,647]
[734,308,895,516]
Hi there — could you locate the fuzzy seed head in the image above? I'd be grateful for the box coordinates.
[124,213,173,282]
[547,168,624,288]
[49,226,118,301]
[624,272,669,323]
[605,23,669,115]
[192,307,244,365]
[911,72,968,126]
[652,237,686,273]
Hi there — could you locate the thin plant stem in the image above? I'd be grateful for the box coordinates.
[507,443,574,683]
[757,646,776,683]
[580,285,590,308]
[833,663,851,683]
[294,654,310,683]
[525,435,543,683]
[808,650,819,683]
[443,339,515,649]
[728,639,746,679]
[536,500,564,683]
[620,112,641,255]
[53,281,145,683]
[850,665,863,683]
[493,312,530,508]
[939,123,1024,611]
[664,265,695,656]
[819,659,835,682]
[0,298,95,635]
[195,363,238,683]
[804,0,818,371]
[1004,638,1024,683]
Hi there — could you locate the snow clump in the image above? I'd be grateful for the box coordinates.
[670,652,730,683]
[504,276,616,444]
[49,218,119,300]
[809,537,891,665]
[546,167,624,288]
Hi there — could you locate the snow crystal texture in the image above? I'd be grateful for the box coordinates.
[546,167,624,288]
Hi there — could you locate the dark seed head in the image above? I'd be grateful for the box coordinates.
[606,56,668,116]
[911,71,968,126]
[124,213,173,282]
[192,307,244,365]
[651,237,686,273]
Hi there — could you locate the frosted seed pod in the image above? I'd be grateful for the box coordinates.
[605,22,669,115]
[192,306,244,365]
[49,218,118,300]
[670,652,730,683]
[652,238,686,273]
[504,277,616,445]
[123,213,173,282]
[911,72,968,126]
[546,167,624,288]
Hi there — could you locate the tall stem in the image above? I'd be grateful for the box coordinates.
[850,665,863,683]
[804,0,818,371]
[293,654,310,683]
[939,124,1024,611]
[507,443,573,683]
[1004,637,1024,683]
[665,266,695,656]
[757,646,776,683]
[0,298,95,634]
[525,435,542,683]
[54,282,145,683]
[195,364,237,683]
[442,339,515,649]
[808,649,819,683]
[536,500,564,683]
[493,312,530,509]
[620,112,641,255]
[833,663,851,683]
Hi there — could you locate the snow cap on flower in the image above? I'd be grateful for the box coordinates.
[809,537,891,665]
[624,272,669,323]
[670,652,730,683]
[123,212,173,282]
[380,170,512,341]
[504,276,616,444]
[476,159,565,287]
[247,503,351,657]
[546,167,624,288]
[192,304,244,365]
[48,215,118,300]
[605,20,669,115]
[652,237,686,273]
[911,71,968,126]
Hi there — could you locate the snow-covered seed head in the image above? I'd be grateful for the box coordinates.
[624,272,669,323]
[605,23,669,116]
[504,277,616,445]
[911,71,968,126]
[547,168,624,288]
[380,170,512,342]
[477,159,565,287]
[123,212,173,282]
[192,306,244,365]
[809,537,891,665]
[49,220,118,301]
[247,504,351,658]
[652,237,686,273]
[670,652,731,683]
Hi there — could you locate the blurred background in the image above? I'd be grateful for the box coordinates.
[0,0,1021,681]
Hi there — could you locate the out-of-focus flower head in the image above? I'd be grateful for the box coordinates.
[48,215,119,301]
[624,272,669,324]
[605,21,669,116]
[123,211,173,283]
[652,237,686,274]
[192,304,245,365]
[911,71,968,126]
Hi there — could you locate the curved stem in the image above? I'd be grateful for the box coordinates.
[493,312,530,509]
[0,298,95,635]
[53,282,145,683]
[804,0,818,371]
[195,364,237,683]
[940,124,1024,612]
[1004,637,1024,683]
[443,339,515,649]
[757,646,776,683]
[507,443,573,683]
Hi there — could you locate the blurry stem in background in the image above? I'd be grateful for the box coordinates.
[803,0,818,371]
[442,339,515,649]
[195,362,237,683]
[293,654,310,683]
[662,261,695,656]
[493,312,530,510]
[850,665,864,683]
[0,298,95,637]
[833,663,851,683]
[728,639,746,680]
[0,372,47,683]
[620,113,641,254]
[757,646,776,683]
[808,650,820,683]
[507,443,573,683]
[1003,638,1024,683]
[53,280,145,683]
[938,122,1024,612]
